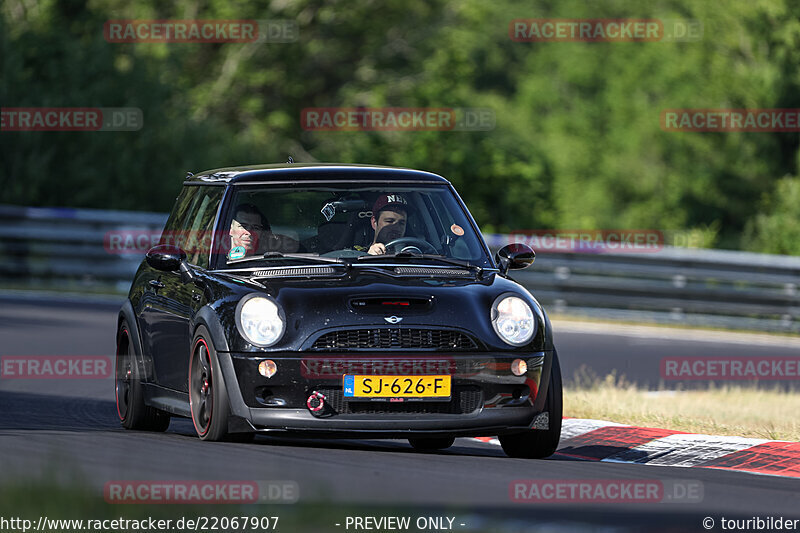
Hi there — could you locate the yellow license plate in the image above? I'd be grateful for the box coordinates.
[343,375,451,399]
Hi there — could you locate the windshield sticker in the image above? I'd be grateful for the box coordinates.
[450,224,465,236]
[320,202,336,222]
[229,246,246,260]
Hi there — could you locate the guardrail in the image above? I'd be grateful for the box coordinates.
[485,235,800,333]
[1,204,798,333]
[0,204,167,294]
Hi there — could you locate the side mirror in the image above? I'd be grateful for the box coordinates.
[146,244,187,272]
[496,243,535,275]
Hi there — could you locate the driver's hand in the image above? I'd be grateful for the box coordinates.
[367,243,386,255]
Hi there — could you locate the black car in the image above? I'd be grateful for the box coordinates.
[115,163,562,458]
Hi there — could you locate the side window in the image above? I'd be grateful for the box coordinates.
[160,185,223,269]
[161,186,197,236]
[183,187,224,268]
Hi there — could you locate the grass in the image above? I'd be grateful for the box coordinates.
[564,373,800,441]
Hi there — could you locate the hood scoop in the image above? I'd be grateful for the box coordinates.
[350,296,433,314]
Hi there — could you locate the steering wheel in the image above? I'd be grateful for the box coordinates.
[384,237,438,255]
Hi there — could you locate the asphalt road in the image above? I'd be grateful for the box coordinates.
[1,295,798,532]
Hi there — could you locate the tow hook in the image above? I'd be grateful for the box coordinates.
[307,391,326,414]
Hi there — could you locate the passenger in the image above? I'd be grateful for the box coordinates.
[228,203,298,259]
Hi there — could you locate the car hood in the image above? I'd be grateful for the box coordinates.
[202,267,550,353]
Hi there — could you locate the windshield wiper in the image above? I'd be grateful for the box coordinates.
[227,252,349,266]
[226,251,482,275]
[355,252,483,273]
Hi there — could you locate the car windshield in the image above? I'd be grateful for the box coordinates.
[213,183,491,269]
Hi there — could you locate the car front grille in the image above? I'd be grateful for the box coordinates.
[315,387,483,415]
[310,328,478,351]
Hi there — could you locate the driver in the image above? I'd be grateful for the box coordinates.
[228,203,299,259]
[366,194,408,255]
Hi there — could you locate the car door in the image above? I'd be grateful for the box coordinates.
[138,185,195,389]
[140,184,223,391]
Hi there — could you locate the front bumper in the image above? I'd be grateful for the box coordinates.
[219,351,550,436]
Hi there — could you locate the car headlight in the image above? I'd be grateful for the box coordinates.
[491,295,535,346]
[236,295,285,347]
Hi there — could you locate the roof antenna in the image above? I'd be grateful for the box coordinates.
[287,156,294,164]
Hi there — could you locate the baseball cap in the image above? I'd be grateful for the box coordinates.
[372,194,409,215]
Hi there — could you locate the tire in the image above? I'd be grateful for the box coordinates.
[499,348,563,459]
[115,320,170,432]
[189,326,254,442]
[408,436,455,451]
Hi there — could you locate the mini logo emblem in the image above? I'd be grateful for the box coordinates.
[384,316,403,324]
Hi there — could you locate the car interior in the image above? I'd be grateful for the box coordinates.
[225,188,483,261]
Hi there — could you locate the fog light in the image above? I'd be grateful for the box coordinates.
[258,359,277,378]
[511,359,527,376]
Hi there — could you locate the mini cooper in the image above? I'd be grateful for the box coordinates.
[115,163,562,458]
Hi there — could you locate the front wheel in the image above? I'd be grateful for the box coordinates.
[499,349,563,459]
[189,326,253,442]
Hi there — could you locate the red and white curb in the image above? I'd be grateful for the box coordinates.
[473,418,800,479]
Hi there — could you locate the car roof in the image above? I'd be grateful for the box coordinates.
[185,163,450,185]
